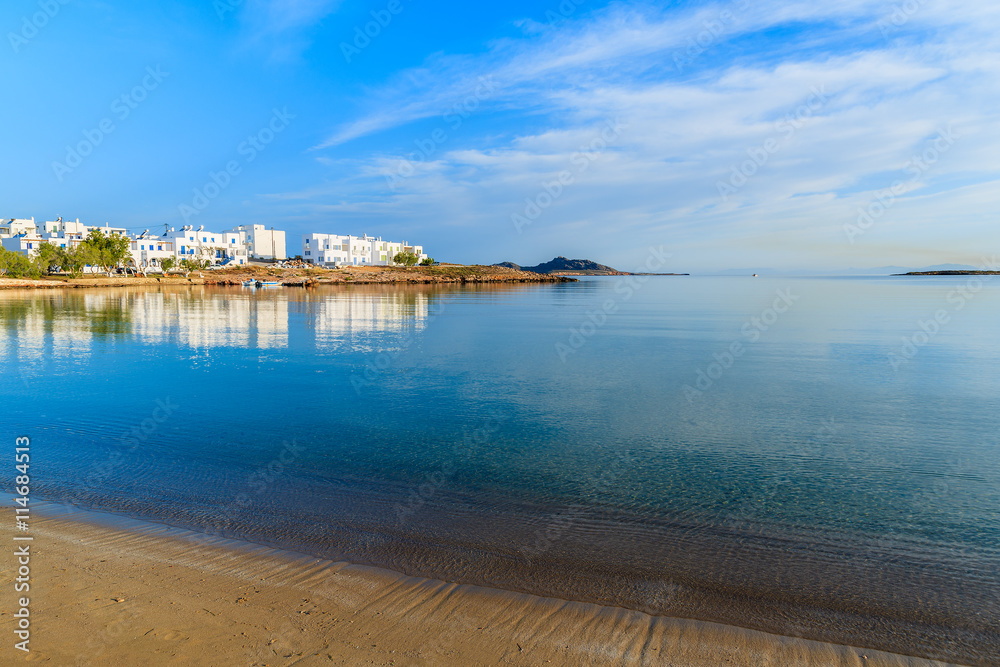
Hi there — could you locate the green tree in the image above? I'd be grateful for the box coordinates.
[420,257,435,266]
[160,257,176,273]
[82,229,131,273]
[0,247,39,278]
[393,251,419,267]
[34,242,62,274]
[60,245,92,278]
[180,258,209,271]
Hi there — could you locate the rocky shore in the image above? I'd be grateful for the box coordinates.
[0,264,576,290]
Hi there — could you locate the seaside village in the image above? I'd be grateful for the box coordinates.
[0,217,428,273]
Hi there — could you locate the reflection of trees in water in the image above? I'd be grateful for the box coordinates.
[88,298,133,336]
[0,291,134,339]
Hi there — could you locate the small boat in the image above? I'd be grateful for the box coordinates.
[256,280,281,287]
[241,280,257,287]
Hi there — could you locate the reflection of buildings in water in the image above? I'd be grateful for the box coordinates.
[130,291,287,349]
[1,297,94,364]
[50,315,93,360]
[254,298,288,349]
[175,296,251,349]
[2,290,437,356]
[130,293,174,346]
[2,290,291,356]
[15,306,46,365]
[314,293,430,349]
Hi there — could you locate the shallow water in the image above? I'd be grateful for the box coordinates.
[2,277,998,664]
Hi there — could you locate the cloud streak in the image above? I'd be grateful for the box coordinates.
[283,0,1000,268]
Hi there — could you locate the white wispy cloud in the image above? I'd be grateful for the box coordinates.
[232,0,341,60]
[286,0,1000,268]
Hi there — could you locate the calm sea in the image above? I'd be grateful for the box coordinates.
[2,277,998,664]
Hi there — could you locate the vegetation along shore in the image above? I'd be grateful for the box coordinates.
[0,263,575,290]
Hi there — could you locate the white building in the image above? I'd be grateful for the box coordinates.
[1,233,44,256]
[162,225,248,266]
[1,217,38,237]
[39,218,126,259]
[129,231,176,270]
[225,224,286,261]
[2,217,258,271]
[302,233,427,267]
[1,217,133,268]
[43,218,127,238]
[0,218,43,256]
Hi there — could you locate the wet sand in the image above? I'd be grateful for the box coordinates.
[0,505,965,666]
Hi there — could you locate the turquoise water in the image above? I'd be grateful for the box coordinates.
[2,277,998,664]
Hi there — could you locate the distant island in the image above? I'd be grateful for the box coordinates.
[893,271,1000,276]
[496,256,688,276]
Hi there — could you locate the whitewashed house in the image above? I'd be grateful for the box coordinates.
[224,224,287,260]
[0,232,44,256]
[161,226,248,266]
[302,233,427,267]
[129,232,176,271]
[0,217,38,237]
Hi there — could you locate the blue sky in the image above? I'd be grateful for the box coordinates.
[2,0,998,270]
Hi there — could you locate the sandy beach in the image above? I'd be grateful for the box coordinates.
[0,505,964,666]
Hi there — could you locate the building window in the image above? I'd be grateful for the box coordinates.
[305,251,311,256]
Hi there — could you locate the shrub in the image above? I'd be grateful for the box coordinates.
[393,251,419,267]
[0,247,39,278]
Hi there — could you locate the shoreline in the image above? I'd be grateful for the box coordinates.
[893,271,1000,276]
[0,503,967,666]
[0,264,576,290]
